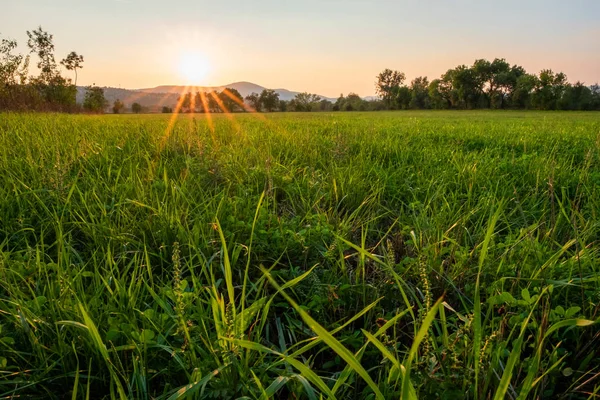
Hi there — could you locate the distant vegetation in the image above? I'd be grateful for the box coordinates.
[1,27,599,113]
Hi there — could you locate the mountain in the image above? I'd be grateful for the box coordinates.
[137,81,335,102]
[76,81,336,112]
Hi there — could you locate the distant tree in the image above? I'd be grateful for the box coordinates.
[83,85,107,113]
[428,79,451,109]
[26,26,57,82]
[0,37,29,86]
[221,87,244,112]
[443,65,480,109]
[259,89,280,112]
[60,51,84,85]
[278,99,288,112]
[494,64,525,109]
[532,69,568,110]
[245,92,262,112]
[395,86,411,109]
[131,102,142,113]
[162,106,173,113]
[512,73,538,109]
[376,69,405,108]
[179,92,193,112]
[558,82,593,110]
[333,93,344,111]
[112,99,124,114]
[409,76,430,109]
[206,91,220,112]
[319,99,333,111]
[341,93,365,111]
[591,84,600,110]
[292,92,321,111]
[472,58,519,108]
[0,36,32,110]
[25,27,78,110]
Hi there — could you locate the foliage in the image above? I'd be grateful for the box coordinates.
[376,68,406,108]
[290,92,321,111]
[60,51,84,85]
[131,102,142,113]
[112,98,125,114]
[245,92,262,112]
[83,85,107,112]
[374,59,600,111]
[1,111,599,398]
[259,89,280,112]
[0,27,82,112]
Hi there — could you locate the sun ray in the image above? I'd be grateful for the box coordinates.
[208,91,244,135]
[198,91,214,134]
[161,85,191,147]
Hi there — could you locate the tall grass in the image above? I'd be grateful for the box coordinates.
[0,111,599,398]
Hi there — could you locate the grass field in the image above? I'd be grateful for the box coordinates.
[1,111,600,399]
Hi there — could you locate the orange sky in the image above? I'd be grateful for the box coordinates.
[3,1,599,97]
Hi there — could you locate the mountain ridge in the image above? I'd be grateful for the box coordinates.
[77,81,339,111]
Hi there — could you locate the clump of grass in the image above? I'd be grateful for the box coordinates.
[0,111,599,398]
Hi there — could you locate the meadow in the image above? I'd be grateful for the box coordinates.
[1,111,600,399]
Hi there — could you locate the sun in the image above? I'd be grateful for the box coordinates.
[178,52,210,84]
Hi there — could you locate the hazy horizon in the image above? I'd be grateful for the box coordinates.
[3,0,600,98]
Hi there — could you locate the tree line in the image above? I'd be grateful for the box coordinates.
[0,27,114,112]
[375,60,600,110]
[1,27,599,113]
[173,60,600,113]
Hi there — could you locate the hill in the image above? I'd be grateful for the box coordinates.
[77,81,336,111]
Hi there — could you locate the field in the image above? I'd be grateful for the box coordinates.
[1,111,600,399]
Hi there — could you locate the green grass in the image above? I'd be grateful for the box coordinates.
[1,110,599,399]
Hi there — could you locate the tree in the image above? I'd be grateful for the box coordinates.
[27,26,57,81]
[558,82,593,110]
[494,64,525,109]
[131,102,142,113]
[394,86,411,109]
[179,92,193,112]
[531,69,567,110]
[162,106,173,113]
[409,76,430,109]
[0,36,32,110]
[591,84,600,110]
[221,88,244,112]
[0,37,29,86]
[60,51,84,85]
[259,89,280,112]
[427,77,451,109]
[83,85,107,113]
[278,99,288,112]
[443,65,481,109]
[292,92,321,111]
[512,73,538,109]
[245,92,262,112]
[319,99,333,111]
[112,99,124,114]
[472,58,511,108]
[206,91,220,113]
[376,69,405,108]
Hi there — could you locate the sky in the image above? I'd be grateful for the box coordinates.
[2,0,599,97]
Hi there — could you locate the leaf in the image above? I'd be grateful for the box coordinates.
[236,298,266,334]
[401,298,442,400]
[565,307,581,318]
[165,367,224,400]
[262,267,384,400]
